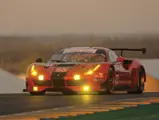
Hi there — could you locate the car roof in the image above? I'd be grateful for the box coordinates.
[59,47,111,53]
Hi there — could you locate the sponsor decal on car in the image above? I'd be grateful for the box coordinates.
[54,67,70,72]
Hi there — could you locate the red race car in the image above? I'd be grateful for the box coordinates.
[23,47,146,95]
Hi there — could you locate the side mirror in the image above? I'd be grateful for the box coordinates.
[36,58,43,63]
[142,48,146,54]
[117,57,125,62]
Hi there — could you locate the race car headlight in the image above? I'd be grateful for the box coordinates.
[83,85,90,91]
[33,86,38,91]
[31,65,38,76]
[31,71,37,76]
[84,65,101,75]
[38,75,44,81]
[84,70,93,75]
[73,74,81,80]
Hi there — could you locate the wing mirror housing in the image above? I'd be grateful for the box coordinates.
[117,57,125,62]
[36,58,43,63]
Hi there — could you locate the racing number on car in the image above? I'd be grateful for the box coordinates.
[95,73,104,78]
[99,73,104,78]
[55,68,69,72]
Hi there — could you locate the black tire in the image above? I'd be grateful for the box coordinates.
[29,91,46,96]
[99,67,115,95]
[127,68,145,94]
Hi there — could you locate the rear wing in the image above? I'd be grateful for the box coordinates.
[109,48,146,56]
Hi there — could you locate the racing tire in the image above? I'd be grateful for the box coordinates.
[99,67,115,95]
[29,91,46,96]
[127,68,145,94]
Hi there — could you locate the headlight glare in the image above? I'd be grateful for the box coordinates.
[31,71,37,76]
[83,85,90,91]
[38,75,44,81]
[84,70,93,75]
[73,74,80,80]
[84,65,100,75]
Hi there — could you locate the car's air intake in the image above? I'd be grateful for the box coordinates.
[51,72,67,87]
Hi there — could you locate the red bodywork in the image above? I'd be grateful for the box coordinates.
[24,47,146,94]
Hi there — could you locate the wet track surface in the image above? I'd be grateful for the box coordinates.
[0,92,159,116]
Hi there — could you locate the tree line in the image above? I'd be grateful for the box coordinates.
[0,35,159,74]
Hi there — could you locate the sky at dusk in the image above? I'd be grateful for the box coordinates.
[0,0,159,36]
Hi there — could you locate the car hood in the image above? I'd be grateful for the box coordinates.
[35,62,102,75]
[27,62,107,80]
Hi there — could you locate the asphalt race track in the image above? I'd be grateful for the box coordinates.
[0,92,159,116]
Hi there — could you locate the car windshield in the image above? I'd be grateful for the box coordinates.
[49,52,106,63]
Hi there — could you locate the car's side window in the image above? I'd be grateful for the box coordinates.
[96,49,106,56]
[108,51,117,62]
[55,49,64,54]
[95,49,107,61]
[111,51,118,61]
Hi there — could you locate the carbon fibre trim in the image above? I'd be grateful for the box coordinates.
[56,64,77,67]
[51,72,67,87]
[66,80,88,86]
[33,80,52,86]
[51,72,67,78]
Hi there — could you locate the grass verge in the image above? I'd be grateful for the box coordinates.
[55,103,159,120]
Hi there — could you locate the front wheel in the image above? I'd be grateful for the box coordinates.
[99,67,115,95]
[106,67,115,94]
[29,91,46,96]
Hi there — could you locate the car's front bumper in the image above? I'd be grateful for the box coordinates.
[25,78,101,93]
